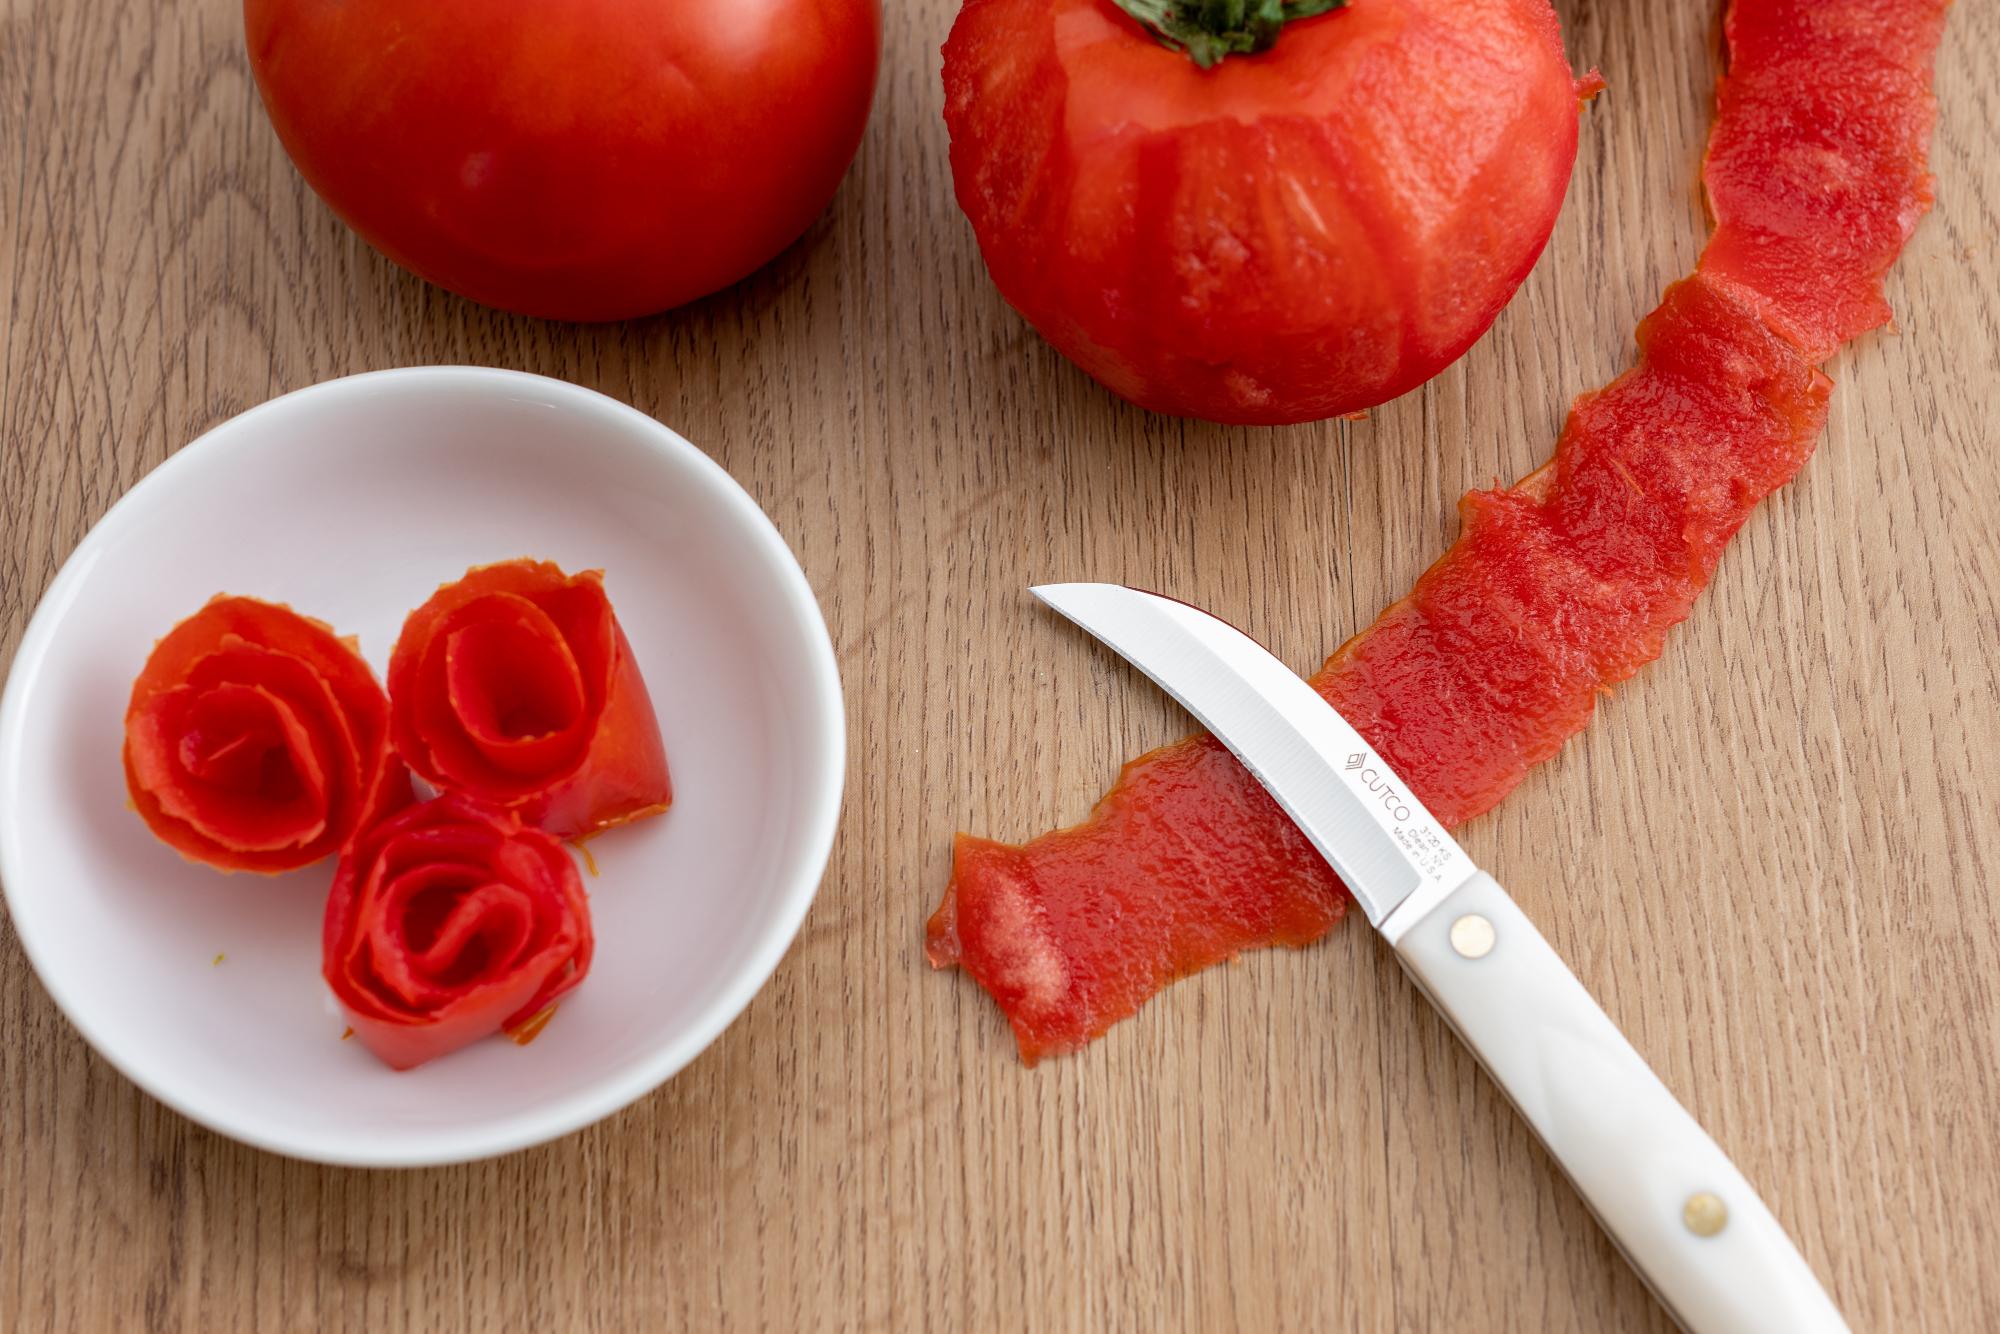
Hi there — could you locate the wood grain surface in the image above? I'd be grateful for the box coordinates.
[4,0,1996,1329]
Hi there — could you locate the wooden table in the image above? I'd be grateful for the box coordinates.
[4,1,1996,1328]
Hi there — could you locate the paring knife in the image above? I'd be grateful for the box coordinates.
[1031,583,1847,1334]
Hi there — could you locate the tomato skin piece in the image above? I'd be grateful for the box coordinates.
[942,0,1585,424]
[1699,0,1950,359]
[932,758,1346,1065]
[244,0,881,321]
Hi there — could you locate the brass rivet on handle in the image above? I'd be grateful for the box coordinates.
[1683,1192,1729,1237]
[1449,914,1496,959]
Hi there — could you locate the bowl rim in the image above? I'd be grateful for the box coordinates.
[0,366,847,1168]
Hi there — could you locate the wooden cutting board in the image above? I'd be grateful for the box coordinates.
[2,1,1995,1328]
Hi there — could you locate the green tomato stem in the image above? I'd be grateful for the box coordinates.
[1109,0,1349,68]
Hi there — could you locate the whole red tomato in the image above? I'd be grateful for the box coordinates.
[943,0,1588,424]
[246,0,880,321]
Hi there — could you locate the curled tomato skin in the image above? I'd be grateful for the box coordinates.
[387,560,671,840]
[243,0,881,320]
[942,0,1587,425]
[323,794,593,1071]
[123,597,411,874]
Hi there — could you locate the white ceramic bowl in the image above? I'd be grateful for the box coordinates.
[0,368,844,1166]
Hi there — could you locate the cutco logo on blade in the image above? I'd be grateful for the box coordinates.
[1346,758,1413,822]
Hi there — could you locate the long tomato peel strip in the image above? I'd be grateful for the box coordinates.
[1699,0,1949,360]
[931,0,1947,1063]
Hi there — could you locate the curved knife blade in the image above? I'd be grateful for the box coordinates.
[1029,582,1476,930]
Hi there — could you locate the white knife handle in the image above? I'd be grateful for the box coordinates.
[1386,871,1847,1334]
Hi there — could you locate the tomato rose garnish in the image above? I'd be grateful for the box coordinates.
[387,560,671,839]
[323,794,593,1070]
[942,0,1592,424]
[123,597,409,873]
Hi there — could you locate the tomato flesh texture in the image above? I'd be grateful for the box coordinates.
[944,0,1583,424]
[245,0,881,320]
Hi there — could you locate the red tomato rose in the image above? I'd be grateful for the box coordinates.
[324,794,593,1070]
[124,597,409,873]
[942,0,1590,424]
[387,560,671,839]
[243,0,881,320]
